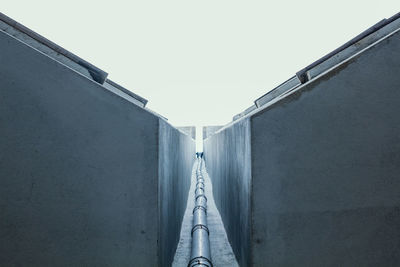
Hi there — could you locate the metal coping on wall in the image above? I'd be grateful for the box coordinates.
[105,79,148,107]
[0,12,108,84]
[248,12,400,112]
[233,104,257,121]
[296,12,400,83]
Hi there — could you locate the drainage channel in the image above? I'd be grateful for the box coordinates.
[188,154,213,267]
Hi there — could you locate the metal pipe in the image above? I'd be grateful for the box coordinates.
[188,155,213,267]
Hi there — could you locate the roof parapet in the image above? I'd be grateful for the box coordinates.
[104,79,148,107]
[203,126,223,140]
[254,76,301,108]
[145,107,168,121]
[0,12,149,111]
[177,126,196,139]
[0,12,108,84]
[253,12,400,111]
[296,12,400,83]
[233,104,257,121]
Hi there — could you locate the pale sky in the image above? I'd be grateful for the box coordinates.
[3,1,400,126]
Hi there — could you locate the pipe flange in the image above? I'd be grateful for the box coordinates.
[191,224,210,236]
[196,183,205,189]
[195,194,207,202]
[195,184,204,189]
[192,205,207,214]
[188,256,213,267]
[195,187,204,194]
[196,181,205,186]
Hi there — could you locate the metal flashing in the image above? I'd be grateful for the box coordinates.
[233,105,257,121]
[104,79,148,107]
[0,12,108,84]
[254,76,301,108]
[145,107,168,121]
[252,12,400,111]
[296,12,400,83]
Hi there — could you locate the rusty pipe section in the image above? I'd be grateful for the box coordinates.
[188,154,213,267]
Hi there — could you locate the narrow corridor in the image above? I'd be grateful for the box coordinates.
[172,159,239,267]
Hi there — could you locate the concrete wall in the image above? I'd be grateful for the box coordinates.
[0,29,194,266]
[203,126,223,140]
[159,121,195,267]
[203,119,251,267]
[177,126,196,140]
[204,29,400,266]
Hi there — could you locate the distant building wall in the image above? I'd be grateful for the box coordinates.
[0,28,194,266]
[204,27,400,266]
[177,126,196,140]
[203,126,223,140]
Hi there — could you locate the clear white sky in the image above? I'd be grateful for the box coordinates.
[3,1,400,126]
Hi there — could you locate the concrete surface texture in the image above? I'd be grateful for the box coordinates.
[203,119,252,267]
[172,160,239,267]
[0,28,194,266]
[159,120,195,267]
[203,26,400,266]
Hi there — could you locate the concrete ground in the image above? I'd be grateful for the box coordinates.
[172,160,239,267]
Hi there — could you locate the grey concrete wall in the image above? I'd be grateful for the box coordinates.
[250,29,400,267]
[177,126,196,140]
[204,29,400,266]
[203,126,223,140]
[0,12,108,84]
[0,29,194,266]
[159,121,195,267]
[203,119,251,267]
